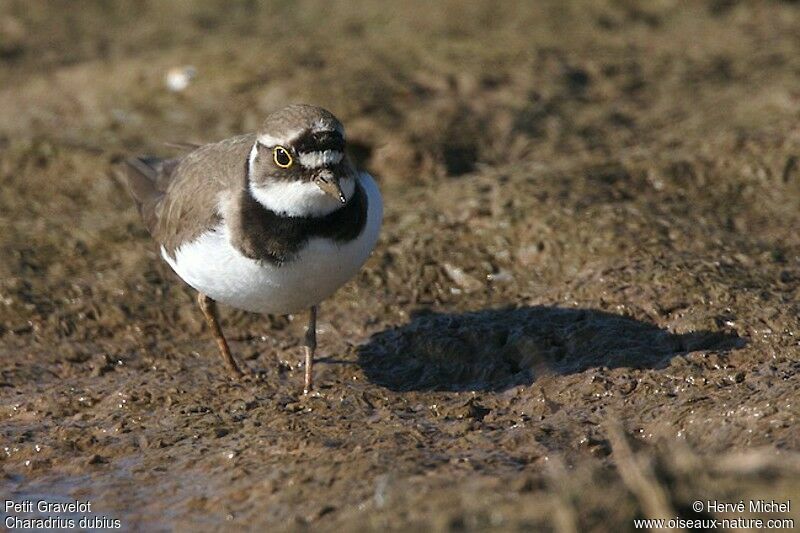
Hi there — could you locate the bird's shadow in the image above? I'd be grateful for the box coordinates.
[356,306,745,392]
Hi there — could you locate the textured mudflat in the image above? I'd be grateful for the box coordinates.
[1,1,799,530]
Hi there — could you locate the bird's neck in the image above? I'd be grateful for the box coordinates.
[230,169,368,265]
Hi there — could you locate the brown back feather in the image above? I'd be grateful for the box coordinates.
[150,134,255,256]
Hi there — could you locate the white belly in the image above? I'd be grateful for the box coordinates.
[162,173,382,314]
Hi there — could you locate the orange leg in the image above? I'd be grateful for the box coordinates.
[196,292,244,377]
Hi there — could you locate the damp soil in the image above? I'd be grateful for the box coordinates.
[1,1,799,530]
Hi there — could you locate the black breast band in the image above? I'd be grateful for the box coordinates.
[238,175,369,265]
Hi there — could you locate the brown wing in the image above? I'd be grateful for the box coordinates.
[124,155,180,233]
[126,133,256,256]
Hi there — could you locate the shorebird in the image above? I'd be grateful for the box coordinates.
[125,104,382,393]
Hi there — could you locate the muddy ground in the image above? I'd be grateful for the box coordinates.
[1,1,799,531]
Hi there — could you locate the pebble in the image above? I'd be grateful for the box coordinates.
[165,66,197,92]
[442,262,483,292]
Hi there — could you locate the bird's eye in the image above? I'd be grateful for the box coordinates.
[273,146,293,168]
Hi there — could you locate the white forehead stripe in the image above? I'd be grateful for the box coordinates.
[249,177,356,217]
[298,150,343,169]
[258,123,345,148]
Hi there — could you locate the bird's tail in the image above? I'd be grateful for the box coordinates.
[124,156,168,233]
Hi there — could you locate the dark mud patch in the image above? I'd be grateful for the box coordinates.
[359,306,744,391]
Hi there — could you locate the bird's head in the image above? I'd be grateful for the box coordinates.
[247,104,357,217]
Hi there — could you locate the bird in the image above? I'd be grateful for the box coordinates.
[124,104,383,393]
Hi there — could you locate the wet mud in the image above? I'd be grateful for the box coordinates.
[1,1,799,530]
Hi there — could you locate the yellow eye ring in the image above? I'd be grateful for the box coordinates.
[273,146,293,168]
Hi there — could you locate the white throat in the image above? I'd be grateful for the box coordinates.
[249,177,356,217]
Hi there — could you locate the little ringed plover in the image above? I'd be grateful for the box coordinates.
[125,104,383,393]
